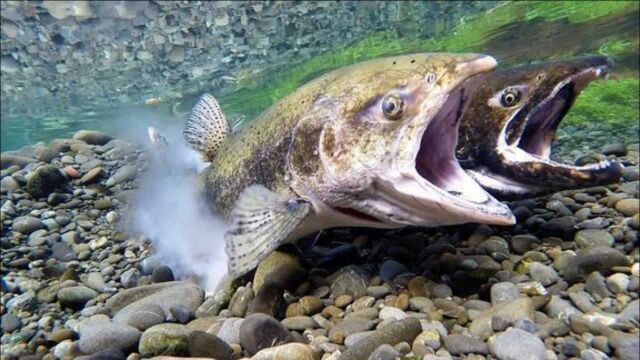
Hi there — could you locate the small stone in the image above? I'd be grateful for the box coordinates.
[239,313,290,355]
[330,266,368,299]
[188,331,233,360]
[251,343,317,360]
[601,143,626,156]
[379,260,409,283]
[575,229,614,249]
[26,165,68,198]
[490,328,546,360]
[369,344,400,360]
[606,273,630,293]
[58,286,97,310]
[1,313,22,333]
[335,294,353,308]
[379,306,408,321]
[125,304,165,331]
[413,329,441,355]
[138,323,190,357]
[299,296,323,315]
[151,266,175,283]
[120,268,140,289]
[217,317,243,345]
[12,216,44,234]
[73,130,112,145]
[281,316,318,331]
[563,246,629,284]
[444,334,488,355]
[253,251,306,293]
[490,282,521,305]
[615,198,639,216]
[528,262,560,286]
[339,318,421,360]
[106,165,137,186]
[78,315,141,354]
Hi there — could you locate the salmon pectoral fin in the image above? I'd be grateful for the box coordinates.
[225,184,311,278]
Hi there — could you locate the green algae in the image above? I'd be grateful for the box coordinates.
[220,1,639,120]
[563,77,640,126]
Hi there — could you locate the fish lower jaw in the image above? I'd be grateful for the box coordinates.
[500,145,621,173]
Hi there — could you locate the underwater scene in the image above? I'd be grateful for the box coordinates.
[1,1,639,360]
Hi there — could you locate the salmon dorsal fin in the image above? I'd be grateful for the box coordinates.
[183,93,230,161]
[225,185,311,278]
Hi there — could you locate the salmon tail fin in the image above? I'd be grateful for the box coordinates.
[183,94,230,162]
[225,185,311,278]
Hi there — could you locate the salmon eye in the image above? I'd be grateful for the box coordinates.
[382,94,405,120]
[500,88,521,107]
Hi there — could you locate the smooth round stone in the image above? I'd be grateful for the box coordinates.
[606,273,630,294]
[73,130,112,145]
[138,323,190,357]
[339,318,421,360]
[26,165,68,198]
[575,229,614,249]
[490,282,520,305]
[367,285,390,298]
[281,316,318,331]
[12,216,44,234]
[239,313,290,355]
[188,331,233,360]
[431,284,452,299]
[335,294,353,308]
[253,251,307,293]
[601,143,626,156]
[615,198,639,216]
[126,304,165,331]
[528,262,560,286]
[563,246,629,284]
[413,329,441,355]
[78,315,141,354]
[379,260,409,283]
[151,266,175,283]
[299,296,323,315]
[120,268,140,289]
[251,343,317,360]
[443,334,488,355]
[379,306,408,321]
[490,328,546,360]
[369,343,400,360]
[216,317,243,345]
[58,286,98,310]
[1,313,22,333]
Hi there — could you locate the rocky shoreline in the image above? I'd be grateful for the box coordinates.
[1,128,639,360]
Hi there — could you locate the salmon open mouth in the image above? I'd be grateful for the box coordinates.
[416,76,492,203]
[501,64,623,185]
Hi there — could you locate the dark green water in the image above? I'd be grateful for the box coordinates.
[1,1,638,151]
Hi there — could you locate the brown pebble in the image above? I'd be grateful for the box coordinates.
[62,166,79,178]
[334,294,353,308]
[407,276,429,298]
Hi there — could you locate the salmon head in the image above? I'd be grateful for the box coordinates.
[288,53,515,230]
[457,56,623,197]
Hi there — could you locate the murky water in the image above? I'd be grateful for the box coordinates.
[1,1,638,151]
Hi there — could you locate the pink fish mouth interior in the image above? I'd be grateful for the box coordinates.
[415,76,493,204]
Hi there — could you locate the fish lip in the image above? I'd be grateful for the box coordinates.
[378,72,515,226]
[496,62,623,186]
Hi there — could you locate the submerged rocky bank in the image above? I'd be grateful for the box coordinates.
[1,128,639,360]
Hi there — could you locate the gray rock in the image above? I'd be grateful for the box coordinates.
[528,262,560,286]
[1,313,22,333]
[81,272,108,293]
[75,348,125,360]
[58,286,97,310]
[217,317,243,345]
[584,272,611,300]
[580,349,611,360]
[601,143,626,156]
[125,304,165,331]
[138,323,190,357]
[188,331,233,360]
[239,313,290,355]
[606,273,630,293]
[73,130,112,145]
[330,318,376,344]
[563,246,629,284]
[469,297,540,340]
[151,265,174,283]
[510,235,539,255]
[345,331,375,348]
[490,282,521,305]
[281,316,318,331]
[120,268,140,289]
[26,165,68,198]
[369,344,400,360]
[113,282,204,326]
[444,334,488,355]
[1,154,36,169]
[229,285,254,317]
[1,176,20,192]
[610,331,640,360]
[330,266,369,299]
[78,315,141,354]
[379,260,409,283]
[618,299,639,324]
[490,328,546,360]
[51,242,75,262]
[544,296,583,321]
[339,318,421,360]
[106,165,137,186]
[12,216,44,234]
[575,229,614,249]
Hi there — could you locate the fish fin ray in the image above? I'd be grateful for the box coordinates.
[183,94,230,161]
[225,185,310,278]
